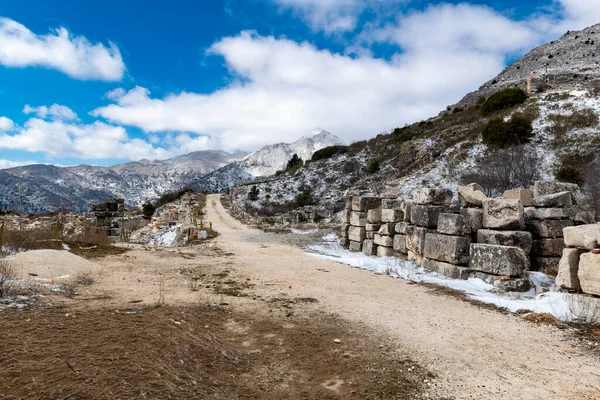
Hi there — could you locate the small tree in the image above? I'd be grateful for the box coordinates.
[481,88,527,115]
[248,186,259,201]
[142,202,155,219]
[482,116,533,148]
[556,165,584,186]
[286,154,303,170]
[367,159,380,174]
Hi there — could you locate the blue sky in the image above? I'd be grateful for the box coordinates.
[0,0,598,167]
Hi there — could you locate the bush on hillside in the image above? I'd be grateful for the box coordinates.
[286,154,303,170]
[481,116,533,148]
[555,164,585,186]
[367,159,380,174]
[142,202,156,219]
[155,188,193,208]
[248,185,260,201]
[480,88,527,115]
[311,145,348,161]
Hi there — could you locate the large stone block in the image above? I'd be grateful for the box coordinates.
[526,219,573,238]
[469,244,529,277]
[393,234,407,254]
[482,199,524,230]
[412,188,453,205]
[377,223,396,236]
[377,246,394,257]
[476,229,533,254]
[342,210,351,223]
[366,231,375,240]
[534,181,581,205]
[460,208,483,233]
[351,196,382,212]
[530,257,561,275]
[340,223,350,238]
[437,213,470,236]
[458,185,488,207]
[532,192,572,208]
[345,196,353,210]
[381,209,404,223]
[503,189,534,207]
[407,250,423,265]
[578,252,600,296]
[405,225,428,255]
[374,234,394,247]
[531,238,566,257]
[348,226,366,242]
[365,223,381,232]
[555,248,586,291]
[362,239,378,256]
[340,238,350,248]
[410,205,446,229]
[423,258,470,280]
[349,211,368,227]
[563,224,600,249]
[524,207,569,220]
[349,241,363,252]
[423,233,471,265]
[395,222,410,235]
[470,272,532,292]
[382,199,402,209]
[401,201,413,222]
[367,209,382,223]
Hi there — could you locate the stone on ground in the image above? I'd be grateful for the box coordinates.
[555,248,586,291]
[470,244,529,277]
[349,241,363,252]
[363,239,377,256]
[423,258,470,280]
[578,252,600,296]
[377,246,394,257]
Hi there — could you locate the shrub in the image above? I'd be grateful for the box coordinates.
[248,185,259,201]
[481,88,527,115]
[367,160,380,174]
[556,165,585,186]
[155,188,193,208]
[294,188,314,207]
[311,145,348,161]
[286,154,303,170]
[482,116,533,148]
[142,202,156,219]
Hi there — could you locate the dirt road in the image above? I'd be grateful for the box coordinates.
[204,194,600,399]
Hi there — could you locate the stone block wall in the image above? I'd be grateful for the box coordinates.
[91,198,125,237]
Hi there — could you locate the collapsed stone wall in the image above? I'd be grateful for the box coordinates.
[340,181,596,293]
[90,198,125,237]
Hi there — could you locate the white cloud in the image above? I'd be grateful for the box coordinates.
[0,116,14,131]
[0,17,125,81]
[0,159,38,169]
[22,104,78,121]
[271,0,365,33]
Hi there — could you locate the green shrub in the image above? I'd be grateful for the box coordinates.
[555,165,584,186]
[248,186,259,201]
[294,189,314,207]
[367,159,380,174]
[142,202,155,219]
[311,145,348,161]
[481,88,527,115]
[155,188,193,208]
[482,116,533,148]
[286,154,303,170]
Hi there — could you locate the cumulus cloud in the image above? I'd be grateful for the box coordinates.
[23,104,78,121]
[271,0,365,33]
[0,159,38,169]
[0,16,125,81]
[0,116,14,131]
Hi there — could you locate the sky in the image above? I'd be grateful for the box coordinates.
[1,0,600,168]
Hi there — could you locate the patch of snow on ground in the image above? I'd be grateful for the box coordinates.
[290,228,319,235]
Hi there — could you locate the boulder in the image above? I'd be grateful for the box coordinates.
[382,199,402,209]
[374,234,394,247]
[482,198,525,230]
[349,241,363,252]
[526,219,574,238]
[534,181,581,205]
[423,233,471,265]
[469,244,529,277]
[377,246,394,257]
[578,252,600,296]
[412,188,453,206]
[365,223,381,232]
[423,258,470,280]
[563,224,600,249]
[460,208,483,233]
[476,229,533,254]
[349,211,368,227]
[352,196,382,212]
[555,248,586,291]
[503,189,534,207]
[410,205,446,229]
[524,207,569,220]
[405,226,428,255]
[377,223,396,236]
[531,238,566,257]
[393,235,407,254]
[437,213,470,236]
[458,186,488,207]
[530,257,561,275]
[348,226,366,242]
[362,240,378,256]
[381,209,404,223]
[532,191,572,208]
[367,209,382,224]
[395,222,410,235]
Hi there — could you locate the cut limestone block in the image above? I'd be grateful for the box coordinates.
[477,229,533,254]
[470,272,532,292]
[393,234,407,254]
[555,248,586,291]
[340,223,350,238]
[342,210,351,223]
[411,205,446,229]
[394,252,408,260]
[503,189,534,207]
[381,209,404,223]
[578,252,600,296]
[563,293,600,322]
[407,250,423,265]
[378,223,396,236]
[437,213,470,236]
[563,225,600,249]
[365,223,381,232]
[458,185,487,207]
[530,257,560,275]
[348,226,366,242]
[349,211,368,227]
[412,188,453,205]
[460,208,483,233]
[524,207,569,220]
[566,206,596,225]
[349,241,363,252]
[395,222,410,235]
[367,209,382,223]
[352,196,382,212]
[469,244,529,277]
[363,240,377,256]
[406,226,428,255]
[340,238,350,248]
[531,238,566,257]
[374,234,394,247]
[366,231,375,240]
[345,197,353,210]
[534,181,581,205]
[482,199,524,230]
[377,246,394,257]
[532,191,572,208]
[423,258,470,280]
[401,201,413,222]
[526,219,574,238]
[423,233,471,265]
[382,199,402,209]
